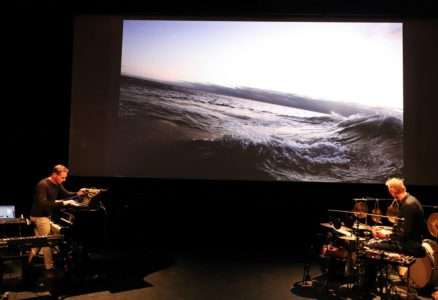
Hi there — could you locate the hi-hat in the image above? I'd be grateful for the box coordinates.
[427,212,438,238]
[353,201,368,219]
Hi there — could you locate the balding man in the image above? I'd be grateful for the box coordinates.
[28,165,85,273]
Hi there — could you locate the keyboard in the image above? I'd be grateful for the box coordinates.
[0,234,64,249]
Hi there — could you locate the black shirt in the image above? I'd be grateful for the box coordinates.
[392,193,425,255]
[30,178,76,217]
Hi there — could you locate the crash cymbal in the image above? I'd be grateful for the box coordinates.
[320,222,333,229]
[386,205,399,224]
[353,201,368,219]
[427,212,438,238]
[320,223,352,235]
[337,226,353,236]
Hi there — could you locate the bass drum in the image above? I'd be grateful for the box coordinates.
[422,239,438,287]
[406,239,438,289]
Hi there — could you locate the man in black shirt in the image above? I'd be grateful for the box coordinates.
[370,177,425,255]
[363,178,426,296]
[28,165,85,271]
[385,177,425,256]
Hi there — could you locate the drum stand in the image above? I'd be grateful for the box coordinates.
[301,262,313,287]
[291,244,326,298]
[295,244,320,287]
[347,218,368,293]
[371,258,418,299]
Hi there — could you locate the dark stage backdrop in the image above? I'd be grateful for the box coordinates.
[2,7,438,255]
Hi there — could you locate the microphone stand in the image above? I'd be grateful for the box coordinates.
[327,209,404,222]
[353,198,394,202]
[423,205,438,209]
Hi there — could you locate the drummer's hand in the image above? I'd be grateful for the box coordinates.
[376,231,387,239]
[63,199,80,206]
[77,188,87,196]
[372,227,387,239]
[371,227,379,238]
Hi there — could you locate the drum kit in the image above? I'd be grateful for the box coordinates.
[319,199,438,294]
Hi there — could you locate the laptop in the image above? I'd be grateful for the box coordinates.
[0,205,16,220]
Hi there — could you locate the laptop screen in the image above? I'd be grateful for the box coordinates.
[0,205,15,219]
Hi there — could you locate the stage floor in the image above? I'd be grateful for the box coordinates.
[1,248,435,299]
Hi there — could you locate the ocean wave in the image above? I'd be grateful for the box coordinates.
[118,80,402,182]
[337,113,403,138]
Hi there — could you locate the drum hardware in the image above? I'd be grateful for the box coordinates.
[360,245,418,298]
[327,209,403,243]
[423,205,438,209]
[318,207,423,298]
[293,244,324,290]
[386,199,399,224]
[427,212,438,238]
[321,215,372,289]
[323,210,406,295]
[353,198,394,201]
[327,209,404,222]
[332,217,342,230]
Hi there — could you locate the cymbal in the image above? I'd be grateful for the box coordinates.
[427,212,438,238]
[320,223,352,235]
[353,201,368,219]
[337,227,354,236]
[386,205,399,224]
[353,222,372,231]
[372,225,393,231]
[339,235,365,241]
[320,222,333,229]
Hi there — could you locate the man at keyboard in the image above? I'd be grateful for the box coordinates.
[27,164,86,273]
